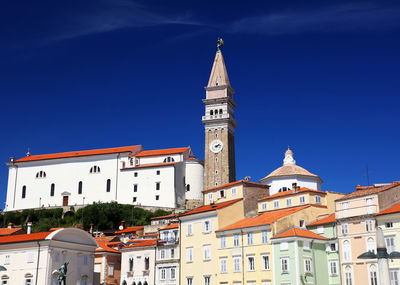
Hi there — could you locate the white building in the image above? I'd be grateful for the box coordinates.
[155,223,179,285]
[0,228,97,285]
[5,145,204,212]
[260,148,322,195]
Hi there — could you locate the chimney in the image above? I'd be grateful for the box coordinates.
[27,222,32,234]
[8,222,14,229]
[120,221,126,229]
[292,183,298,192]
[10,157,15,162]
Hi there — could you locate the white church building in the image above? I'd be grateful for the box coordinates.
[5,145,203,212]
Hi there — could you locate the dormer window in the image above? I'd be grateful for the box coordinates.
[278,187,289,192]
[36,171,46,178]
[163,157,175,163]
[90,166,100,173]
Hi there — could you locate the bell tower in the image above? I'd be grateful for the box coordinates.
[202,38,237,190]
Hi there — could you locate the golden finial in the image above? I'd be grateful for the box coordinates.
[217,37,224,51]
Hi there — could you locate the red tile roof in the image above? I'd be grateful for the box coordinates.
[151,213,177,220]
[0,232,52,244]
[96,240,121,253]
[272,227,327,240]
[259,187,325,201]
[336,181,400,201]
[160,223,179,230]
[14,146,141,162]
[202,180,268,193]
[180,198,243,217]
[115,226,144,235]
[121,162,179,170]
[0,228,24,236]
[135,147,190,157]
[376,202,400,216]
[216,205,310,232]
[123,239,158,248]
[307,214,335,226]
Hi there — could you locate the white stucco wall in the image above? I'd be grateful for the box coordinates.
[263,176,321,196]
[121,246,156,285]
[185,161,204,200]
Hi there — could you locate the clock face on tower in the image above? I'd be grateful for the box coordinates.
[210,140,224,153]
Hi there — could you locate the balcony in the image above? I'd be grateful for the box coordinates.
[202,113,231,121]
[158,238,179,245]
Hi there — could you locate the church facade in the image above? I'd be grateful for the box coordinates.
[5,146,203,211]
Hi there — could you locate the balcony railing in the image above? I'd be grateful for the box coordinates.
[158,238,179,245]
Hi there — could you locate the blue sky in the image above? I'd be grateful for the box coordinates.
[1,0,400,210]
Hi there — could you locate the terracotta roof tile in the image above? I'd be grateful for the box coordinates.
[202,180,268,193]
[123,239,158,248]
[216,205,310,232]
[272,227,327,240]
[0,228,24,236]
[96,240,121,253]
[135,147,190,157]
[336,181,400,201]
[160,223,179,230]
[307,214,335,226]
[151,213,177,220]
[14,146,141,162]
[259,187,325,201]
[376,202,400,216]
[115,226,144,234]
[180,198,243,217]
[0,232,52,244]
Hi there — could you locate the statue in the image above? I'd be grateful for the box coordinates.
[217,37,224,51]
[57,261,69,285]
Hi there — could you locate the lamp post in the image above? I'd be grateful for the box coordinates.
[358,227,400,284]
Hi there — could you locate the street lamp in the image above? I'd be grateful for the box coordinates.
[358,227,400,284]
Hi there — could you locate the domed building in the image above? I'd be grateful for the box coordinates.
[260,148,322,195]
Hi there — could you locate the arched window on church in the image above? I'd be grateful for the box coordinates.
[163,157,175,163]
[210,110,213,116]
[22,186,26,199]
[78,181,83,195]
[214,109,218,115]
[145,257,150,270]
[90,166,100,174]
[106,179,111,192]
[186,184,190,192]
[278,187,290,193]
[219,109,223,114]
[36,171,46,178]
[50,183,55,196]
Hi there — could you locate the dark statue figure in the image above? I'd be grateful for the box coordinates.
[57,261,69,285]
[217,37,224,50]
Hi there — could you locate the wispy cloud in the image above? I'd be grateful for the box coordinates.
[230,3,400,35]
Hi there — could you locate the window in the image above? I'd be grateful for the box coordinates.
[106,179,111,192]
[129,258,134,271]
[390,269,399,285]
[386,222,394,228]
[22,185,26,199]
[304,258,312,273]
[367,198,373,214]
[231,187,237,196]
[217,190,225,198]
[160,269,166,280]
[247,232,254,245]
[164,157,175,163]
[78,181,83,194]
[203,220,211,233]
[343,202,349,217]
[133,197,137,202]
[145,257,149,270]
[155,195,160,200]
[187,277,193,285]
[315,195,321,204]
[83,255,88,265]
[366,219,374,232]
[233,233,240,247]
[273,200,279,209]
[108,264,114,276]
[156,170,160,175]
[156,182,160,190]
[233,257,241,272]
[50,183,55,196]
[281,257,289,273]
[286,198,292,207]
[186,184,190,191]
[220,258,227,273]
[248,256,255,271]
[171,248,175,258]
[330,243,337,252]
[4,255,10,265]
[220,235,226,248]
[203,245,211,260]
[24,279,32,285]
[280,241,288,251]
[186,247,193,262]
[134,184,138,192]
[369,265,378,285]
[204,276,211,285]
[36,170,46,178]
[261,202,267,211]
[262,254,270,270]
[90,166,100,173]
[279,187,289,192]
[343,240,351,261]
[299,195,306,204]
[345,271,353,285]
[187,224,193,236]
[299,219,305,228]
[160,249,166,259]
[208,193,214,204]
[262,230,268,244]
[317,225,324,234]
[303,241,310,250]
[386,236,396,254]
[171,268,176,279]
[134,172,138,177]
[342,223,349,235]
[367,237,375,253]
[329,261,338,275]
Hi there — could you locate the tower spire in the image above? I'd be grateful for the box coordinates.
[207,38,231,89]
[283,147,296,165]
